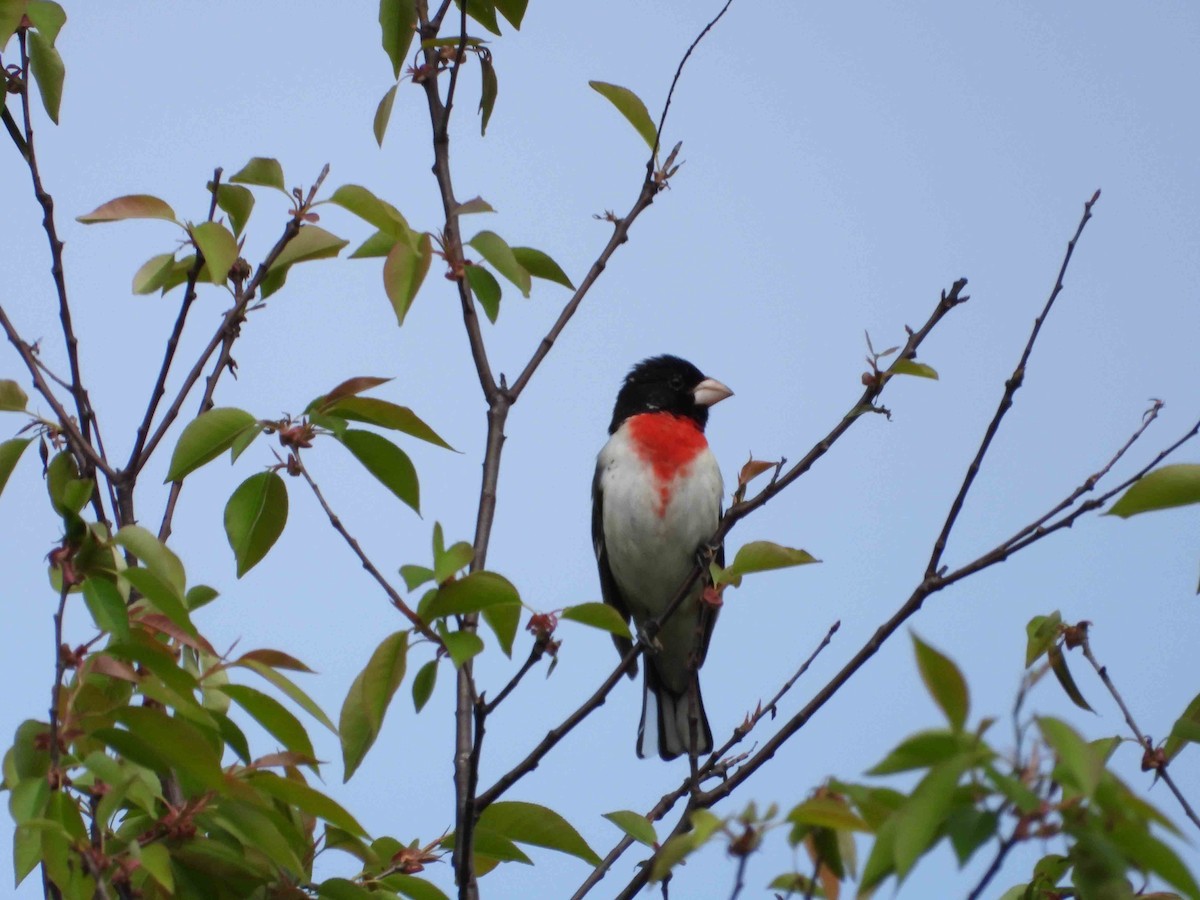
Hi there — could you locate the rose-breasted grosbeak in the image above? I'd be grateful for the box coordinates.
[593,355,732,760]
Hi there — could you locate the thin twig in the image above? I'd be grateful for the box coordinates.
[0,305,113,477]
[802,844,821,900]
[926,190,1101,579]
[650,0,736,165]
[482,641,547,715]
[728,853,749,900]
[47,582,69,783]
[297,460,443,646]
[965,825,1020,900]
[1079,636,1200,832]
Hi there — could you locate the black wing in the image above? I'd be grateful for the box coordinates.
[592,463,637,678]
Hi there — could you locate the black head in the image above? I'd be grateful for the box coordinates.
[608,355,732,434]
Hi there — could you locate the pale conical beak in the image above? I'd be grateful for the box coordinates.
[692,377,733,408]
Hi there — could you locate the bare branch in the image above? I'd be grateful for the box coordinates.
[296,459,443,646]
[965,824,1020,900]
[1079,634,1200,833]
[926,190,1101,579]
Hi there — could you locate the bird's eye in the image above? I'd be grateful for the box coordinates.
[668,374,684,390]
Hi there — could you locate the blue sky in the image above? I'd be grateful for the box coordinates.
[2,2,1199,896]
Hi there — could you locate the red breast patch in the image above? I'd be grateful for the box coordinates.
[626,413,708,516]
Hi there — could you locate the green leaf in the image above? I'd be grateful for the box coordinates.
[45,450,92,515]
[483,602,519,658]
[383,231,432,325]
[494,0,527,29]
[434,539,475,584]
[401,564,436,591]
[468,230,530,297]
[374,83,397,146]
[1108,821,1200,900]
[319,877,375,900]
[131,252,178,294]
[479,52,498,135]
[219,684,315,760]
[0,437,31,499]
[379,0,417,79]
[425,571,520,618]
[412,659,437,712]
[113,525,186,595]
[230,156,285,191]
[186,584,220,611]
[1108,464,1200,517]
[262,225,350,298]
[787,796,871,832]
[191,221,239,284]
[715,540,818,587]
[1025,611,1063,667]
[1038,716,1102,797]
[1048,644,1093,712]
[328,184,412,236]
[867,729,970,775]
[465,264,501,323]
[603,810,657,847]
[560,602,632,639]
[313,375,393,409]
[26,29,64,124]
[102,707,223,791]
[215,183,255,236]
[324,396,454,450]
[455,196,495,216]
[946,806,998,865]
[349,229,396,259]
[26,2,66,45]
[164,407,256,482]
[476,801,602,865]
[589,81,657,150]
[912,633,970,731]
[138,841,174,892]
[441,629,484,668]
[892,755,969,876]
[77,193,177,224]
[339,429,420,513]
[81,576,129,641]
[1165,693,1200,762]
[0,378,29,411]
[890,359,939,379]
[157,254,198,295]
[511,246,574,289]
[340,630,408,781]
[122,567,194,637]
[460,0,500,34]
[224,471,288,577]
[239,658,336,734]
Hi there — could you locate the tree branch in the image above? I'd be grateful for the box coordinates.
[926,189,1101,579]
[296,459,443,646]
[1079,634,1200,833]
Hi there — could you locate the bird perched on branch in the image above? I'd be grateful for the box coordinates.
[593,355,732,760]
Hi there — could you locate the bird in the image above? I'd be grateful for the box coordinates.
[592,355,732,760]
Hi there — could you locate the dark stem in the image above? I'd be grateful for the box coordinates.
[297,460,443,645]
[926,190,1100,578]
[965,825,1020,900]
[728,853,749,900]
[1079,637,1200,833]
